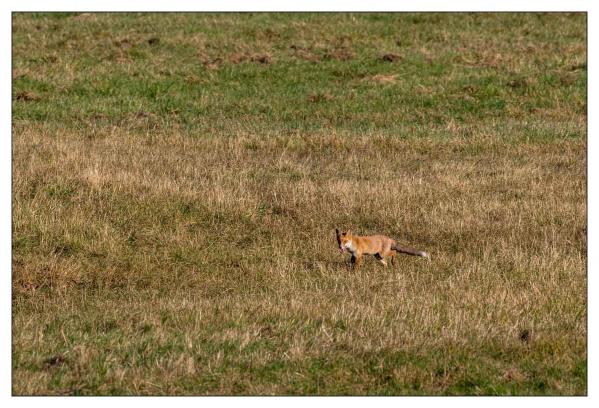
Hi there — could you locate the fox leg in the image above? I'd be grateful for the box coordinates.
[379,249,396,267]
[388,250,396,266]
[375,253,388,267]
[352,254,363,269]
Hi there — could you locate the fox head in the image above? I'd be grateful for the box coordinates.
[335,228,353,253]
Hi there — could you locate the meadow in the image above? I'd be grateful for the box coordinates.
[12,13,586,395]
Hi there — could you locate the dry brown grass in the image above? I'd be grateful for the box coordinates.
[13,122,586,395]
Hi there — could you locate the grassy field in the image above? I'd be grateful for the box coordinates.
[12,13,586,395]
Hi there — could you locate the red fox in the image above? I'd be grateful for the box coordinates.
[335,228,429,268]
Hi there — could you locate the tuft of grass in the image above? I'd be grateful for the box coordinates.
[13,13,586,395]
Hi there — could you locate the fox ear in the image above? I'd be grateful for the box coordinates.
[335,228,339,235]
[347,230,352,236]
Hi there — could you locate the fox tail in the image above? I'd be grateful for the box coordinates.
[391,243,429,259]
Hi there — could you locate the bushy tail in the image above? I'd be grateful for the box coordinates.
[391,244,429,259]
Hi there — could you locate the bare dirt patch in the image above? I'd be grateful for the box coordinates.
[381,53,402,62]
[15,91,40,102]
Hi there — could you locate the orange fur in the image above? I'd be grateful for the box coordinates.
[335,229,428,268]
